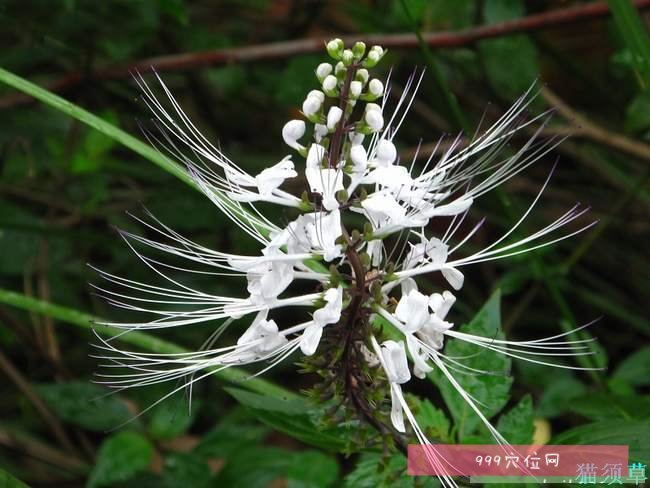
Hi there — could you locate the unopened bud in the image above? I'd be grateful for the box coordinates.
[334,61,346,77]
[316,63,332,82]
[376,139,397,165]
[326,106,343,131]
[368,79,384,98]
[302,95,322,117]
[308,90,325,104]
[356,69,369,84]
[350,144,368,171]
[364,45,385,68]
[352,41,366,60]
[322,75,338,95]
[341,49,354,66]
[326,38,344,60]
[349,81,362,99]
[364,105,384,132]
[313,123,328,143]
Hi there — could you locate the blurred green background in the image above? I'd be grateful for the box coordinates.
[0,0,649,486]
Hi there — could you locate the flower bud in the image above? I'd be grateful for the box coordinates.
[334,61,346,77]
[350,144,368,172]
[282,119,306,151]
[322,75,338,95]
[315,63,332,82]
[356,69,369,84]
[326,106,343,131]
[364,45,385,68]
[352,41,366,60]
[349,80,362,99]
[326,38,344,60]
[341,49,354,66]
[308,90,325,104]
[368,79,384,98]
[302,95,322,117]
[364,104,384,132]
[376,139,396,165]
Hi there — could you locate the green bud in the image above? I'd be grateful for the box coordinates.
[351,229,361,242]
[326,38,344,60]
[359,252,371,267]
[352,41,366,60]
[341,49,354,67]
[336,189,349,203]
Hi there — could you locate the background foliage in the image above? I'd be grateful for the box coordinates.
[0,1,649,486]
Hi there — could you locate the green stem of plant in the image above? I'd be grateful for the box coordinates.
[0,287,294,399]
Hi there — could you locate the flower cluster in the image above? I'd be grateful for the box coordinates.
[93,39,597,483]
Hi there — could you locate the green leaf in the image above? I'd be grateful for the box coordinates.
[613,346,650,387]
[625,93,650,133]
[553,420,650,465]
[287,451,339,488]
[431,290,513,440]
[34,381,133,432]
[607,0,650,90]
[569,393,650,421]
[496,395,534,444]
[225,387,347,451]
[214,447,338,488]
[478,0,539,101]
[344,452,439,488]
[88,431,154,488]
[147,396,200,440]
[195,406,270,459]
[162,453,211,488]
[414,398,451,443]
[0,467,29,488]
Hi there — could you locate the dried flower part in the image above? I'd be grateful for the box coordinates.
[94,38,598,484]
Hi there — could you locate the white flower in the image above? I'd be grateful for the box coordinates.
[97,42,598,477]
[306,167,343,211]
[306,143,326,168]
[282,120,306,151]
[372,139,397,167]
[300,286,343,356]
[255,156,297,195]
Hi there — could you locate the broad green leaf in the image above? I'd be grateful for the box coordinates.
[569,393,650,421]
[0,467,29,488]
[553,420,650,465]
[287,451,339,488]
[34,381,133,432]
[478,0,539,101]
[213,447,338,488]
[496,395,534,444]
[414,397,451,443]
[162,453,211,488]
[147,396,200,440]
[431,290,513,440]
[607,0,650,90]
[613,346,650,387]
[343,452,439,488]
[195,406,270,459]
[87,431,154,488]
[225,387,348,451]
[625,93,650,133]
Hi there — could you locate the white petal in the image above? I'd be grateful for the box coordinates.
[390,385,405,432]
[282,120,305,150]
[313,286,343,327]
[395,290,430,333]
[299,323,324,356]
[350,144,368,173]
[441,267,464,290]
[306,144,326,168]
[375,139,397,166]
[381,340,411,384]
[424,198,473,217]
[306,167,343,211]
[326,106,343,131]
